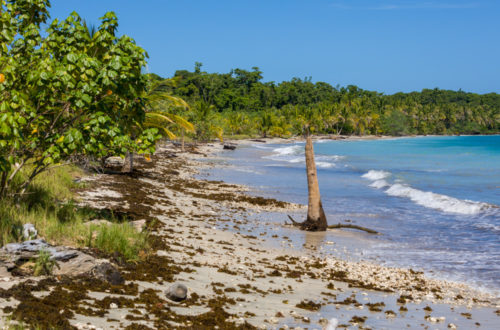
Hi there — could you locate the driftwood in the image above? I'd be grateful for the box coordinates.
[287,215,379,234]
[327,223,379,234]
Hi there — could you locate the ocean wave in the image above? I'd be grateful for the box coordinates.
[362,170,496,215]
[316,162,336,169]
[385,183,492,215]
[262,145,342,170]
[272,145,304,156]
[288,157,304,163]
[231,167,263,175]
[472,222,500,233]
[252,144,273,150]
[370,179,390,189]
[317,155,346,162]
[362,170,391,181]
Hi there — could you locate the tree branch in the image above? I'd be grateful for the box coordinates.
[287,215,380,234]
[327,223,379,234]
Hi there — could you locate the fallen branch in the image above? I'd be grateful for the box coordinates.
[287,215,300,225]
[328,223,379,234]
[287,215,379,234]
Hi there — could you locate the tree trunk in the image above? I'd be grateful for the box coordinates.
[0,172,7,198]
[121,151,134,173]
[300,135,328,231]
[181,129,185,153]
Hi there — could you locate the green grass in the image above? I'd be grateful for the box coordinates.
[0,165,149,261]
[92,223,148,261]
[33,249,58,276]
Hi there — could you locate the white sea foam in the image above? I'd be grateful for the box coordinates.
[252,144,273,150]
[317,155,346,162]
[316,162,335,169]
[288,157,304,163]
[263,145,342,169]
[362,170,391,181]
[362,170,496,215]
[232,167,263,175]
[370,180,390,189]
[385,183,492,215]
[273,145,303,156]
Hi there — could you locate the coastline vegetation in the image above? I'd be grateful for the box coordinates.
[0,165,148,261]
[159,64,500,140]
[0,0,151,261]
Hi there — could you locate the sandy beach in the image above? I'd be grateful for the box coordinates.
[0,139,499,329]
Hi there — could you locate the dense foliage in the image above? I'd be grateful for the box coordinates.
[165,64,500,139]
[0,0,160,195]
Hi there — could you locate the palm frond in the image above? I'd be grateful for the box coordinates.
[172,114,195,132]
[143,122,177,139]
[146,112,174,124]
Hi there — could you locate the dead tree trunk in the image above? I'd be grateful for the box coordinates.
[121,151,134,173]
[181,129,185,153]
[290,136,328,231]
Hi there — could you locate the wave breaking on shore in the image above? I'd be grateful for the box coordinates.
[262,145,344,169]
[362,170,497,215]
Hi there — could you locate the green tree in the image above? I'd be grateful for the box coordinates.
[0,0,159,195]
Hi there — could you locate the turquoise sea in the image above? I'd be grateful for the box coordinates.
[206,136,500,294]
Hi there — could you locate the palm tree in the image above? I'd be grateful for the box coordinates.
[121,78,194,172]
[258,112,274,138]
[302,135,328,230]
[288,108,328,232]
[190,100,223,142]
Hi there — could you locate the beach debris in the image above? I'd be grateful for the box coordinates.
[22,223,37,240]
[74,322,103,330]
[223,143,237,150]
[448,323,457,329]
[109,302,118,309]
[105,156,124,167]
[385,310,396,317]
[426,315,446,323]
[327,222,379,234]
[165,283,188,302]
[322,317,338,330]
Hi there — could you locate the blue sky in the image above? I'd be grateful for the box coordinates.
[49,0,499,94]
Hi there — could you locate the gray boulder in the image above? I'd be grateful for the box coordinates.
[0,240,123,284]
[165,283,188,302]
[0,239,78,265]
[91,262,124,285]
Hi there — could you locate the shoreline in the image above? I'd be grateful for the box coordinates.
[154,143,500,325]
[0,141,498,329]
[221,133,500,146]
[196,141,500,298]
[210,136,500,297]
